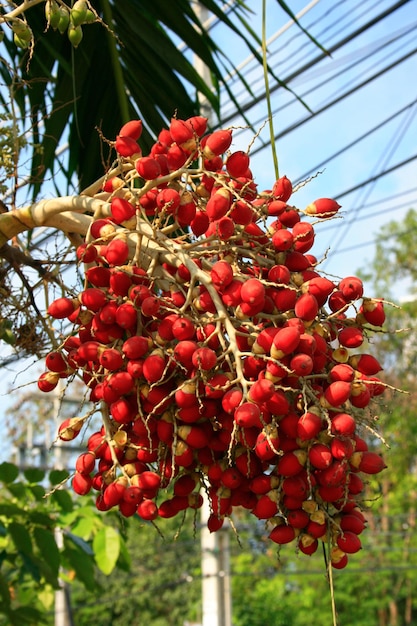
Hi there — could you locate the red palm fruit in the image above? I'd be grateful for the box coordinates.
[234,402,262,428]
[338,327,364,348]
[99,348,124,371]
[234,448,263,479]
[323,381,351,407]
[254,429,280,461]
[277,450,306,476]
[222,388,243,414]
[129,284,152,304]
[279,208,300,228]
[294,293,319,322]
[264,389,290,415]
[196,323,220,349]
[107,371,134,396]
[72,472,92,495]
[339,276,364,301]
[306,519,326,539]
[302,276,335,307]
[305,197,341,218]
[317,460,347,488]
[229,200,254,225]
[288,509,310,529]
[249,474,279,494]
[105,238,129,265]
[173,473,199,497]
[278,412,299,438]
[166,143,188,170]
[203,129,232,158]
[272,176,293,201]
[137,499,158,521]
[331,437,354,461]
[191,347,217,371]
[38,371,60,392]
[45,351,68,373]
[177,199,197,227]
[115,134,141,157]
[75,452,96,474]
[47,296,78,319]
[119,119,143,140]
[86,266,111,288]
[206,189,232,221]
[76,340,101,363]
[110,397,137,424]
[350,451,386,474]
[204,372,230,398]
[268,264,291,284]
[58,417,84,441]
[137,470,161,496]
[347,472,364,495]
[135,156,161,180]
[270,286,297,312]
[110,197,136,223]
[114,302,137,330]
[141,296,160,317]
[248,378,275,404]
[174,340,198,369]
[269,524,296,545]
[226,150,250,177]
[211,260,234,289]
[292,222,315,253]
[282,475,309,499]
[187,115,207,136]
[178,425,209,449]
[252,327,279,355]
[299,534,319,555]
[80,287,107,312]
[328,290,348,313]
[272,229,293,251]
[286,252,311,273]
[317,485,346,503]
[220,466,243,490]
[340,514,366,535]
[309,443,332,469]
[102,176,124,192]
[221,279,243,307]
[169,118,195,149]
[297,409,322,441]
[349,354,383,375]
[329,363,355,382]
[119,500,139,518]
[126,359,144,379]
[156,187,181,213]
[172,317,195,341]
[252,493,278,519]
[190,210,210,236]
[109,272,132,297]
[122,486,143,506]
[207,513,224,532]
[76,242,98,263]
[350,382,371,408]
[211,216,235,241]
[143,354,166,383]
[290,353,314,377]
[331,412,356,437]
[270,326,301,359]
[360,298,385,326]
[296,333,317,356]
[122,336,150,360]
[337,531,362,554]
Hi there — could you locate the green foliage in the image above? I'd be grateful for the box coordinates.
[0,463,129,625]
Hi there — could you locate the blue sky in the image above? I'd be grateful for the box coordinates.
[210,0,417,296]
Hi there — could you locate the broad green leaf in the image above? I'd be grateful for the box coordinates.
[6,482,28,500]
[92,526,120,575]
[33,528,60,579]
[62,546,96,591]
[116,532,131,572]
[49,469,70,486]
[0,572,11,608]
[8,605,47,625]
[7,522,33,556]
[66,532,93,555]
[50,488,74,512]
[27,511,55,528]
[70,515,95,540]
[0,462,19,484]
[0,503,25,517]
[28,484,46,501]
[23,468,45,484]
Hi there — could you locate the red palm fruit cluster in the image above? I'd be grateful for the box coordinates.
[40,116,389,567]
